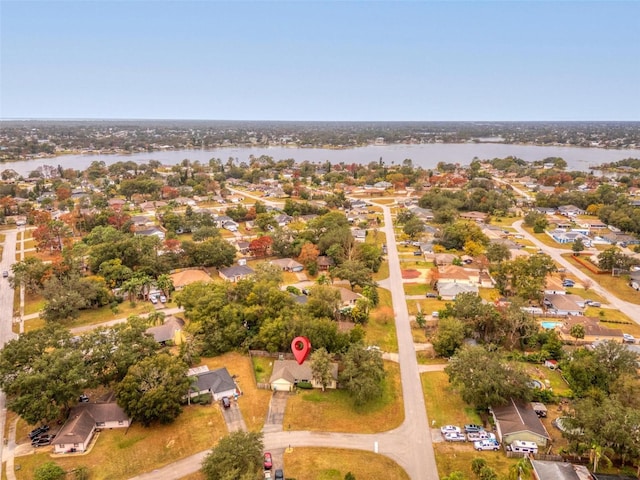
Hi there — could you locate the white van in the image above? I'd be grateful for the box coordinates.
[510,440,538,454]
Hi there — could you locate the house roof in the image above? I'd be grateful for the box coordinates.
[545,294,583,312]
[437,265,474,282]
[145,316,185,343]
[436,282,478,296]
[317,256,335,267]
[170,269,212,288]
[561,316,623,339]
[531,460,592,480]
[219,265,255,278]
[270,258,304,270]
[269,359,338,384]
[492,399,551,440]
[193,367,236,394]
[52,402,129,447]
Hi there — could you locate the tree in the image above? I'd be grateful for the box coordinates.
[439,221,489,250]
[485,243,511,263]
[443,473,466,480]
[10,257,52,294]
[572,238,585,255]
[201,431,263,480]
[344,473,357,480]
[445,346,532,409]
[471,458,487,476]
[156,273,175,300]
[432,317,466,357]
[403,217,425,240]
[0,325,88,424]
[34,462,66,480]
[332,259,373,290]
[115,354,190,426]
[570,323,586,345]
[297,241,320,270]
[508,457,532,480]
[494,254,556,300]
[339,343,385,405]
[310,347,334,391]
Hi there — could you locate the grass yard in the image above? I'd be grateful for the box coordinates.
[284,361,404,433]
[366,289,398,352]
[23,293,45,316]
[284,448,409,480]
[404,283,427,296]
[563,254,640,305]
[523,365,572,397]
[490,216,522,227]
[372,261,390,282]
[407,299,448,316]
[14,405,226,480]
[66,302,155,329]
[564,287,607,304]
[421,371,481,427]
[252,355,275,384]
[433,443,517,480]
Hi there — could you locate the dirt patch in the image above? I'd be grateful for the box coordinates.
[402,269,420,279]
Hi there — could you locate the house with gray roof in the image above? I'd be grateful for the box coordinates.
[491,399,551,447]
[52,402,130,454]
[219,264,255,282]
[187,367,237,401]
[530,460,592,480]
[145,316,185,344]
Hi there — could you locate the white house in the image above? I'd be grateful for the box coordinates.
[187,366,237,401]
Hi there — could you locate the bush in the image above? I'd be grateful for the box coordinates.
[296,381,313,389]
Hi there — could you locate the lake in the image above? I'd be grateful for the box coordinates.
[4,143,639,176]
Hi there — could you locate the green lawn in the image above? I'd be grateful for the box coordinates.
[407,299,448,316]
[404,283,427,296]
[373,261,390,282]
[251,355,274,384]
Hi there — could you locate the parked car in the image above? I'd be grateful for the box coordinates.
[562,280,575,287]
[425,292,438,298]
[440,425,461,435]
[2,271,8,278]
[413,250,423,256]
[150,296,158,304]
[464,424,484,433]
[32,435,54,447]
[28,425,49,440]
[263,452,273,470]
[221,396,231,409]
[274,469,284,480]
[474,439,500,451]
[623,333,635,343]
[467,431,496,442]
[79,394,89,403]
[585,300,601,307]
[444,432,467,442]
[160,295,167,303]
[432,311,439,318]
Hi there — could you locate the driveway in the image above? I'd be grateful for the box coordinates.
[263,391,289,433]
[220,400,247,433]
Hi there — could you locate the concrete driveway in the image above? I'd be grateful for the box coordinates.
[263,391,289,433]
[220,400,247,433]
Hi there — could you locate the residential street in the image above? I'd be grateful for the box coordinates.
[126,203,440,480]
[512,220,640,326]
[0,229,19,480]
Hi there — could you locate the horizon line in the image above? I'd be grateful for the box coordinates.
[1,118,639,123]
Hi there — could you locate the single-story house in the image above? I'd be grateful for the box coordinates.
[170,269,212,290]
[491,399,551,447]
[269,359,338,391]
[336,287,362,307]
[459,211,489,223]
[434,253,457,266]
[531,459,592,480]
[352,229,367,242]
[145,316,185,344]
[270,258,304,272]
[557,205,585,217]
[316,256,335,271]
[52,403,130,454]
[543,294,584,316]
[135,226,166,241]
[436,282,479,300]
[187,366,237,401]
[544,277,567,295]
[547,229,591,246]
[219,265,255,282]
[558,316,624,344]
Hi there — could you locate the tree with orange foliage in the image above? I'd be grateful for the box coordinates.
[249,236,272,257]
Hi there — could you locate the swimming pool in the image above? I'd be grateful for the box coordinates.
[541,321,562,329]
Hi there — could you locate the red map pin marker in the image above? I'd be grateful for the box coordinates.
[291,336,311,365]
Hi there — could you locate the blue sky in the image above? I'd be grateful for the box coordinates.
[1,1,639,121]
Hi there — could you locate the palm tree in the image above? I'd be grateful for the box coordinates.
[509,457,531,480]
[156,274,175,300]
[591,443,614,473]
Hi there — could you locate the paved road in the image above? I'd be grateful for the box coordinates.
[512,220,640,326]
[0,229,19,480]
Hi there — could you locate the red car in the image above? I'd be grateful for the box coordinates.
[263,452,273,470]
